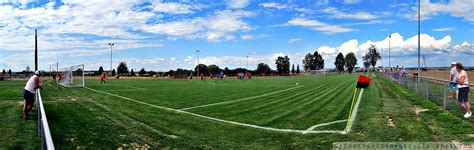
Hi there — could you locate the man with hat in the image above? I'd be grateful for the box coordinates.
[23,71,42,120]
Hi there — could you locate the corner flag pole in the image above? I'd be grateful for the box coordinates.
[344,75,372,133]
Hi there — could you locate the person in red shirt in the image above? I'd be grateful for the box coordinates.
[100,72,107,86]
[200,73,204,80]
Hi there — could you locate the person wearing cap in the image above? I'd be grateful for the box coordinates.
[449,62,458,99]
[23,71,42,120]
[455,63,471,118]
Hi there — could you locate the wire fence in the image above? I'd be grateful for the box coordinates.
[378,71,473,117]
[36,89,55,150]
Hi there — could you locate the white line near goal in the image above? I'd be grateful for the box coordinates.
[179,85,304,111]
[85,87,347,134]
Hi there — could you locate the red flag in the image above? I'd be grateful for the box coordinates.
[356,75,372,88]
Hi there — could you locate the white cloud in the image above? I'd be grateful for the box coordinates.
[312,32,472,68]
[322,7,377,20]
[288,38,302,43]
[241,34,254,40]
[139,10,254,42]
[227,0,250,9]
[259,2,289,9]
[342,0,361,4]
[432,27,455,31]
[286,18,355,34]
[403,0,474,22]
[315,0,329,6]
[152,2,201,14]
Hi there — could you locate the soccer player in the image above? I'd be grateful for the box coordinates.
[100,72,107,86]
[449,62,458,99]
[188,72,193,80]
[455,63,471,118]
[220,71,224,80]
[23,71,42,120]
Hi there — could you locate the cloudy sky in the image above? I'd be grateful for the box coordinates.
[0,0,473,72]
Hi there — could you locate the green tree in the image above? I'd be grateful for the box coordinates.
[224,67,230,76]
[112,69,116,76]
[302,53,315,71]
[2,69,5,75]
[117,62,129,75]
[98,66,104,75]
[208,65,221,75]
[313,51,324,70]
[362,45,381,70]
[345,52,357,73]
[26,65,31,74]
[334,53,345,72]
[130,69,135,76]
[256,63,272,75]
[194,64,208,75]
[138,68,146,76]
[296,65,300,74]
[291,64,295,74]
[275,55,290,75]
[363,61,371,71]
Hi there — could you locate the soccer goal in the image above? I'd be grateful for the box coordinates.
[309,69,327,75]
[59,64,85,87]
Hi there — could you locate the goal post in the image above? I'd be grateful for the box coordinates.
[59,64,85,87]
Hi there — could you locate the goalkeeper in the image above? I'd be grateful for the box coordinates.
[100,72,107,86]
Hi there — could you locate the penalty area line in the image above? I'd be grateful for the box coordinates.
[85,87,345,134]
[179,85,304,111]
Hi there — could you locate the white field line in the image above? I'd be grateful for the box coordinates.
[85,87,345,134]
[345,89,364,133]
[305,119,348,132]
[179,85,304,111]
[110,84,147,90]
[102,89,146,92]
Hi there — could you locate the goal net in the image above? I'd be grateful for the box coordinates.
[59,64,85,87]
[308,69,327,75]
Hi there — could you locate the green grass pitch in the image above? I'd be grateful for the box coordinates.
[1,74,473,149]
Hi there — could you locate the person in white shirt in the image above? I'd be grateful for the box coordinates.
[449,62,458,99]
[23,71,42,120]
[455,63,471,118]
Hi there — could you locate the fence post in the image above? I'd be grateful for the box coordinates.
[426,79,429,100]
[443,81,447,109]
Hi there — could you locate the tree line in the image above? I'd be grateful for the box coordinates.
[93,44,381,77]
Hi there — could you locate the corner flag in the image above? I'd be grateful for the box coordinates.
[345,75,372,133]
[356,75,372,89]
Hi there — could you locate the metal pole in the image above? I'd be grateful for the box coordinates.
[417,0,421,78]
[246,56,249,74]
[109,43,114,74]
[381,49,384,68]
[416,0,421,93]
[443,81,447,109]
[35,29,38,71]
[196,49,200,76]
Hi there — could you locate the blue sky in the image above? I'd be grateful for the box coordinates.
[0,0,473,72]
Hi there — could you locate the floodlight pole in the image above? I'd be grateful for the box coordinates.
[381,49,383,68]
[417,0,421,75]
[196,49,200,76]
[246,56,249,74]
[109,43,114,74]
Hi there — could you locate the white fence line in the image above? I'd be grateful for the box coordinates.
[36,89,55,150]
